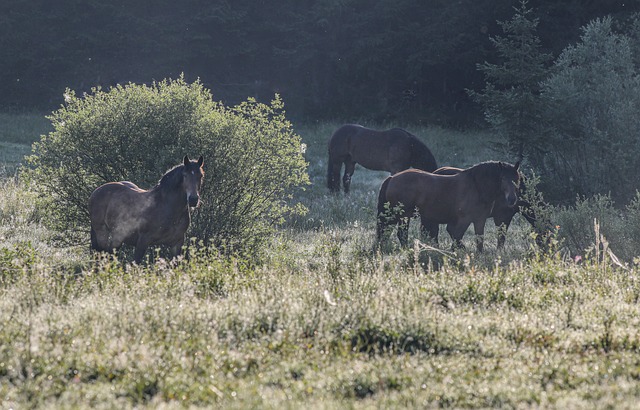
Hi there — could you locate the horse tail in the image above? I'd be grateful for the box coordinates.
[327,150,343,192]
[377,176,391,215]
[327,125,353,192]
[327,153,339,192]
[90,227,98,251]
[376,176,393,241]
[408,135,437,172]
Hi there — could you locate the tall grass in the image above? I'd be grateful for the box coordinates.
[1,116,640,408]
[1,231,640,408]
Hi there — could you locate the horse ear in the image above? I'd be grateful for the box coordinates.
[197,155,204,167]
[183,155,190,166]
[514,161,520,170]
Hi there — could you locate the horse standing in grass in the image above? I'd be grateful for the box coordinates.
[377,161,520,252]
[89,155,204,263]
[432,166,539,249]
[327,124,437,193]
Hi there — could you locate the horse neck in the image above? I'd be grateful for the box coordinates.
[153,180,189,214]
[408,138,436,171]
[467,164,502,204]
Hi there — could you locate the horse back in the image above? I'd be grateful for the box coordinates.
[89,182,148,224]
[329,124,435,173]
[384,170,440,207]
[349,127,414,172]
[386,170,476,223]
[434,166,463,176]
[90,181,145,205]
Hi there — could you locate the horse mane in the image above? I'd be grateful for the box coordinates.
[407,134,438,172]
[157,164,185,190]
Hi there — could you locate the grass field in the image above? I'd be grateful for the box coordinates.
[1,114,640,408]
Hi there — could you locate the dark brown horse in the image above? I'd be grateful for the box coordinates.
[327,124,437,193]
[377,161,520,252]
[431,166,539,249]
[89,155,204,263]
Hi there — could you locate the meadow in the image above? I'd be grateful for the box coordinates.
[1,114,640,408]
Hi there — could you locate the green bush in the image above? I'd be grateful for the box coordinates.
[553,193,640,262]
[555,194,620,256]
[26,77,309,259]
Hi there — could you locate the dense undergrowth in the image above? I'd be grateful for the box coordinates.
[2,117,640,408]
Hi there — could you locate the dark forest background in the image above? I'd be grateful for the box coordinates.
[1,0,637,126]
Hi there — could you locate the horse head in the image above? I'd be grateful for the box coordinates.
[500,161,520,208]
[182,155,205,207]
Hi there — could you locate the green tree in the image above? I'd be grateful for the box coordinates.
[541,16,640,203]
[26,77,309,260]
[469,0,552,163]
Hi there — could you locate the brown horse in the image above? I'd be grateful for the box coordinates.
[432,166,539,249]
[89,155,204,263]
[327,124,437,193]
[377,161,520,252]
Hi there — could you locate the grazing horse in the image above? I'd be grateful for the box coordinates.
[327,124,437,193]
[377,161,520,252]
[89,155,204,263]
[432,166,538,249]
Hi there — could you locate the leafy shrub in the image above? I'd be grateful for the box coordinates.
[620,192,640,260]
[518,172,555,248]
[554,194,628,259]
[26,77,309,259]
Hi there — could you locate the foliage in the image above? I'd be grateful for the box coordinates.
[0,241,39,285]
[469,0,552,164]
[553,192,640,263]
[518,171,555,246]
[540,16,640,203]
[554,194,621,257]
[1,0,632,125]
[25,77,309,259]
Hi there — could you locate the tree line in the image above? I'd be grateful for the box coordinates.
[0,0,635,125]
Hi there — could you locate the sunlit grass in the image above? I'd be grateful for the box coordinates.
[1,236,639,408]
[1,117,640,408]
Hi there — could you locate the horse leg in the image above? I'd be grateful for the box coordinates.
[90,227,99,251]
[493,212,514,250]
[473,219,488,253]
[90,224,114,253]
[170,238,185,259]
[327,159,343,193]
[446,223,470,250]
[376,211,391,244]
[343,160,355,194]
[397,216,410,247]
[133,237,150,264]
[419,215,439,245]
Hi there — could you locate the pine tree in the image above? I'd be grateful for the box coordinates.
[469,0,552,164]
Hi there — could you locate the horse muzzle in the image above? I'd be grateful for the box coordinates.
[188,195,200,208]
